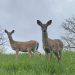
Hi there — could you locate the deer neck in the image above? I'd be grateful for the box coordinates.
[42,31,49,47]
[8,35,15,44]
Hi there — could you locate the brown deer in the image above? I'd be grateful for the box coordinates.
[37,20,63,61]
[5,29,40,58]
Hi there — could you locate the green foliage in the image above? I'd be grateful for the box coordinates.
[0,51,75,75]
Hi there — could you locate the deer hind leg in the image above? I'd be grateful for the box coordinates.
[54,51,60,61]
[16,49,19,59]
[59,50,62,60]
[34,50,41,56]
[28,48,32,58]
[37,51,41,56]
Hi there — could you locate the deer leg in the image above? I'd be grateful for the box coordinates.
[45,52,51,61]
[37,51,41,56]
[28,49,32,58]
[45,52,49,60]
[54,52,60,61]
[34,50,41,56]
[59,50,62,60]
[50,52,52,60]
[16,49,19,59]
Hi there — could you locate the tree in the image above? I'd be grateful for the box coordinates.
[0,26,6,53]
[62,16,75,50]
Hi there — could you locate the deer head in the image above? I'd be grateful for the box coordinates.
[5,29,15,37]
[37,20,52,32]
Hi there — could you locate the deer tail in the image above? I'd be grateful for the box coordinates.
[36,42,39,50]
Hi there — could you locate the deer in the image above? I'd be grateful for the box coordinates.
[5,29,40,59]
[37,20,63,61]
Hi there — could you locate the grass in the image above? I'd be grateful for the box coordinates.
[0,51,75,75]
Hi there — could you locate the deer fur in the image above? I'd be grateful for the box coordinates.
[37,20,63,61]
[5,29,40,58]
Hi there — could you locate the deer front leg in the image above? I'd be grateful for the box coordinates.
[45,48,51,61]
[16,49,19,59]
[45,52,48,59]
[45,52,51,61]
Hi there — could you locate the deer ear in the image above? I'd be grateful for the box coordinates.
[46,20,52,26]
[11,30,15,34]
[37,20,42,27]
[5,29,8,33]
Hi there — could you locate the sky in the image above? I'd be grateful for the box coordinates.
[0,0,75,53]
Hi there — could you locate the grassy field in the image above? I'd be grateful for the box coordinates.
[0,51,75,75]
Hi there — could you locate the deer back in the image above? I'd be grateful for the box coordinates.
[48,38,63,51]
[10,40,38,52]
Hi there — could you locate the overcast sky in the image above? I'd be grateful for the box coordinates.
[0,0,75,53]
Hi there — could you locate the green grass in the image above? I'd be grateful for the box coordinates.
[0,51,75,75]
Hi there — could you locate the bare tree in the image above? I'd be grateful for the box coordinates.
[62,16,75,49]
[0,26,6,53]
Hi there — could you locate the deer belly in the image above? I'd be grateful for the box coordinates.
[19,48,28,52]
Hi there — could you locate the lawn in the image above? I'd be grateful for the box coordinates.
[0,51,75,75]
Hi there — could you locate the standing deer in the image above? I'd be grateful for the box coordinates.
[5,29,40,59]
[37,20,63,61]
